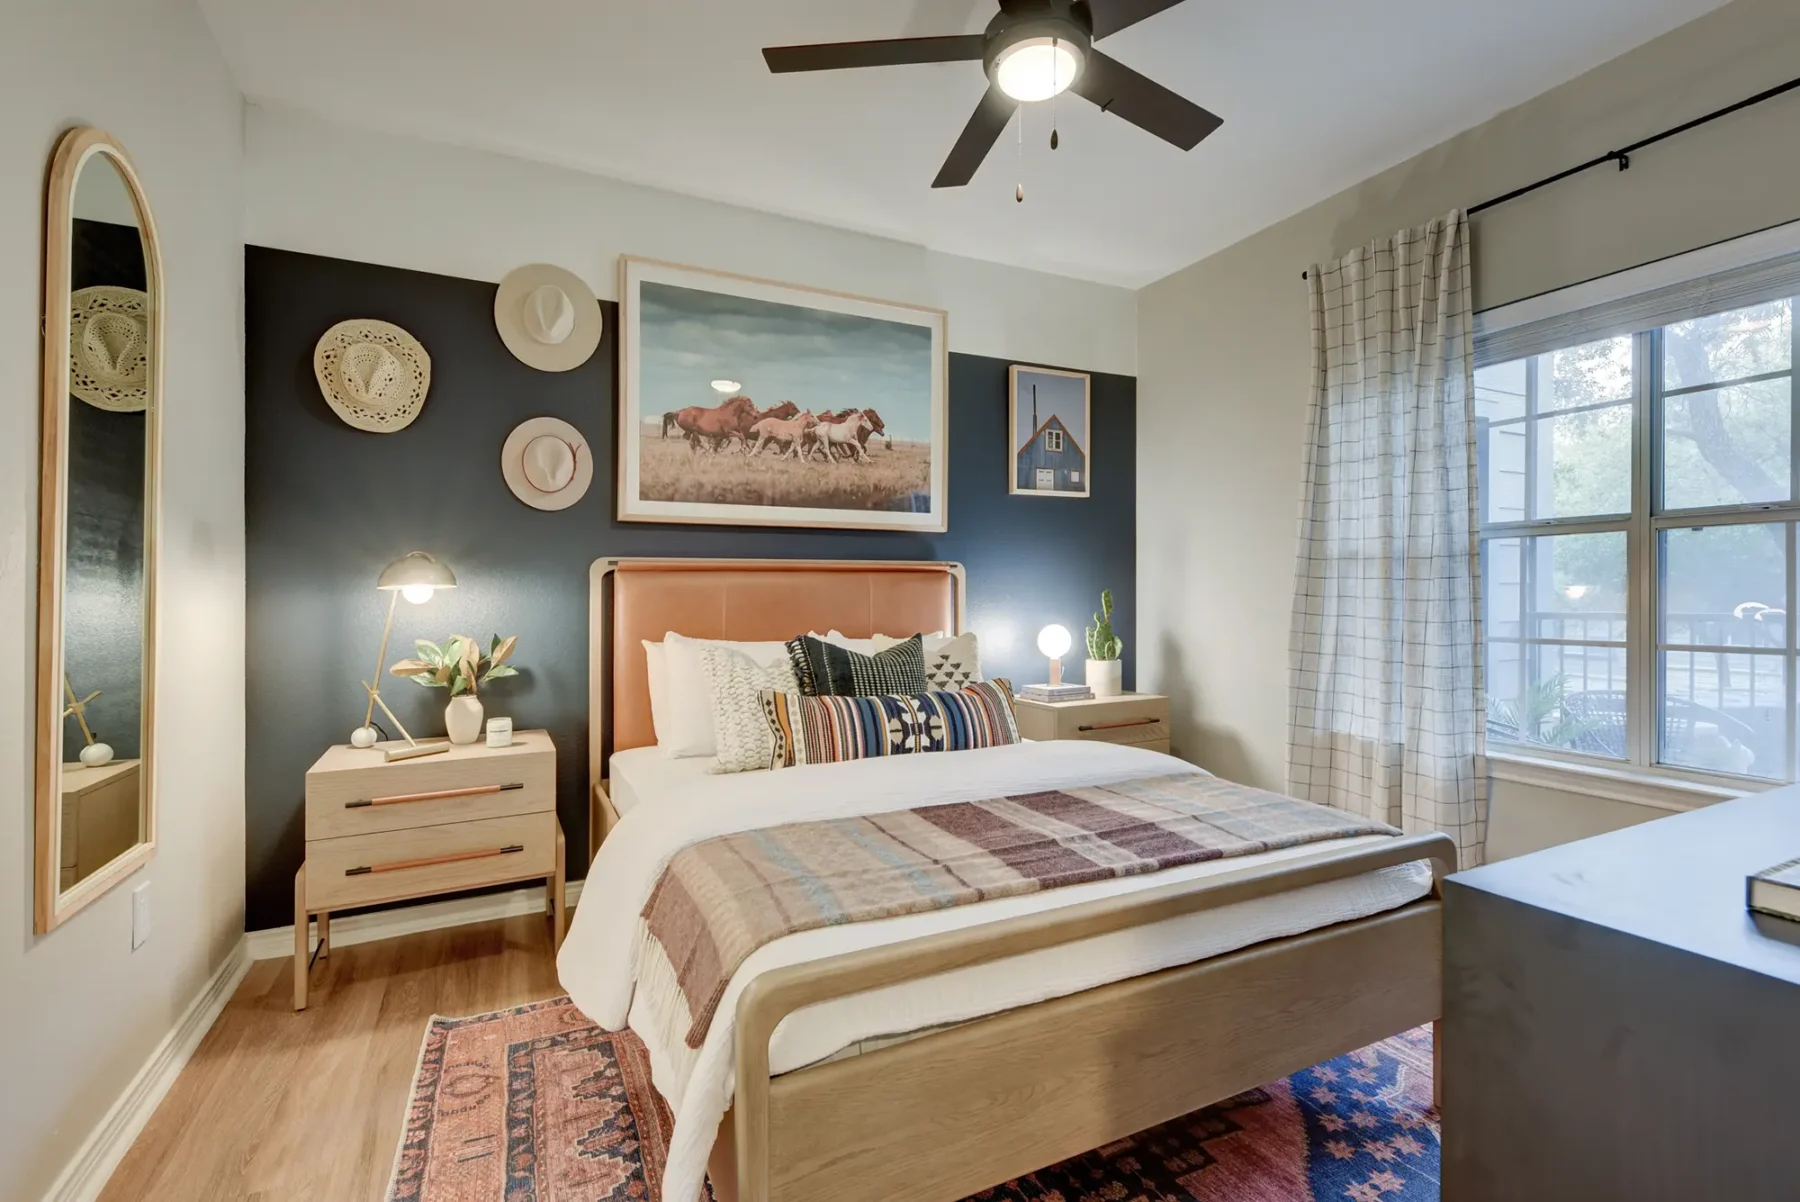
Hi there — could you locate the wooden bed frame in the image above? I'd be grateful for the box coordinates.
[587,557,1453,1202]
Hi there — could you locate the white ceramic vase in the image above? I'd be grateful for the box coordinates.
[1086,659,1123,698]
[446,695,484,746]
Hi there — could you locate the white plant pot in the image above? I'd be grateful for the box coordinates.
[445,695,485,746]
[1086,659,1123,698]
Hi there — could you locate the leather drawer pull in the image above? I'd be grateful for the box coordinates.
[345,844,526,876]
[346,782,524,809]
[1077,717,1163,732]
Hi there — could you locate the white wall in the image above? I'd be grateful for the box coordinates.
[243,104,1138,378]
[0,3,245,1198]
[1138,0,1800,849]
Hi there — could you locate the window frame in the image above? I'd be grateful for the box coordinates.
[1044,428,1063,452]
[1477,306,1800,790]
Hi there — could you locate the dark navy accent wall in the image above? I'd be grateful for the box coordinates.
[245,246,1136,930]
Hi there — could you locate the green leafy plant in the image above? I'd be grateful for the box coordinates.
[1085,589,1122,662]
[1486,673,1596,750]
[391,634,519,698]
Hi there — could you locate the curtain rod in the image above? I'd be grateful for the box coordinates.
[1301,74,1800,281]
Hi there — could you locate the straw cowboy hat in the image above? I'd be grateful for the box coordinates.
[502,417,592,510]
[69,286,150,412]
[313,319,432,433]
[493,264,603,372]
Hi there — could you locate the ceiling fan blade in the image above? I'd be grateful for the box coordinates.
[932,86,1018,188]
[1081,0,1189,40]
[763,34,985,74]
[1070,48,1222,150]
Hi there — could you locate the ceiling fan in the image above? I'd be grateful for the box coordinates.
[763,0,1221,189]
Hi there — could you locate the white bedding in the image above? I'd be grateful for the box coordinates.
[608,745,720,816]
[558,741,1433,1202]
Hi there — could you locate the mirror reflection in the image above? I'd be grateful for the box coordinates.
[58,150,151,893]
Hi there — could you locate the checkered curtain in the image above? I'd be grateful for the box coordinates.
[1287,211,1487,869]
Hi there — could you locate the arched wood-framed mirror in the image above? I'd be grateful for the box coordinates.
[36,126,164,933]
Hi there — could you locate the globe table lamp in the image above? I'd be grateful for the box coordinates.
[353,552,456,761]
[1038,623,1072,687]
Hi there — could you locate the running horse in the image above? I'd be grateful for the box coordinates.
[810,411,875,464]
[664,396,800,454]
[749,410,819,459]
[816,408,891,459]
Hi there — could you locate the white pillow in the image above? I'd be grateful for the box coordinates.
[642,640,671,749]
[875,630,983,687]
[699,645,798,773]
[660,632,791,758]
[818,629,880,655]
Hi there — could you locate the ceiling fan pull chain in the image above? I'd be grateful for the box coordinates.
[1016,102,1025,203]
[1051,38,1060,151]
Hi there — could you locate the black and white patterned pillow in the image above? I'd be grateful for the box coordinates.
[785,633,927,697]
[699,644,799,773]
[875,631,983,688]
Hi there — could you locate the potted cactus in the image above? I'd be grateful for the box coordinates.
[1085,590,1124,698]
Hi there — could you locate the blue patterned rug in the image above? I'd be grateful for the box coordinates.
[391,998,1439,1201]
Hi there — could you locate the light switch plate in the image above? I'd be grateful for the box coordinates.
[131,882,151,950]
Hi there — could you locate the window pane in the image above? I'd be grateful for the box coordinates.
[1660,523,1788,648]
[1489,644,1628,758]
[1475,359,1527,422]
[1661,379,1792,509]
[1480,420,1528,524]
[1663,299,1791,390]
[1541,336,1633,411]
[1661,652,1785,778]
[1539,403,1632,518]
[1483,533,1626,642]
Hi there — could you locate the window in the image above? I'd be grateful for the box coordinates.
[1045,429,1063,452]
[1478,297,1797,783]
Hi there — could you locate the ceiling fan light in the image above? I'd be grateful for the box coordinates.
[994,38,1082,103]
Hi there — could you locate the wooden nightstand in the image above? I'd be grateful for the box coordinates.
[294,731,564,1010]
[1012,692,1171,755]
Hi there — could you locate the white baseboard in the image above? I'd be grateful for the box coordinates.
[244,878,585,962]
[42,937,252,1202]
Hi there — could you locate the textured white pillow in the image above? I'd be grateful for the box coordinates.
[699,645,799,773]
[661,632,791,758]
[643,640,671,750]
[875,631,983,687]
[819,629,880,655]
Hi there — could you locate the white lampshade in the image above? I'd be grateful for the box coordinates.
[377,551,456,605]
[1037,624,1072,659]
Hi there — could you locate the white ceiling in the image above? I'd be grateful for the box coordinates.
[199,0,1731,288]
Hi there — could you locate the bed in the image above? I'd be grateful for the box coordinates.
[563,557,1455,1202]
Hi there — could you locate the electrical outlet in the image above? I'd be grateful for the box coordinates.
[132,882,151,950]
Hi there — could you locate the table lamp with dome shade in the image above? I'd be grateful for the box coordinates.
[351,551,456,761]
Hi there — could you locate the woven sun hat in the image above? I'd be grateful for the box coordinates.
[494,263,603,372]
[502,416,592,511]
[313,318,432,433]
[69,286,150,412]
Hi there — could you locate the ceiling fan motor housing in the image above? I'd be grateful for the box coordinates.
[983,8,1093,90]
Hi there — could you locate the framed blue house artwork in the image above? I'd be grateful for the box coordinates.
[1009,365,1091,499]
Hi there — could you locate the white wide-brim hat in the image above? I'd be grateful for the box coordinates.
[313,319,432,433]
[494,264,603,372]
[502,417,592,511]
[70,286,150,412]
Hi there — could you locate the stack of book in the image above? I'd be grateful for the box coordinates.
[1017,682,1094,702]
[1747,857,1800,922]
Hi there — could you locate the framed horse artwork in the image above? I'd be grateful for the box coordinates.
[618,256,948,532]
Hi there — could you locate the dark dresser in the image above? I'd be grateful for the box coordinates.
[1443,786,1800,1201]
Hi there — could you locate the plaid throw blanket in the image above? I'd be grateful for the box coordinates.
[641,772,1399,1048]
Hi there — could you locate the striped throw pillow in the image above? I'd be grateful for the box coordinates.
[761,679,1020,768]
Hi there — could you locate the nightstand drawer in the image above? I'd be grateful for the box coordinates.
[1014,693,1171,747]
[305,732,555,839]
[1069,715,1169,747]
[305,812,555,910]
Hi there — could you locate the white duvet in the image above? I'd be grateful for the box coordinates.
[558,740,1432,1202]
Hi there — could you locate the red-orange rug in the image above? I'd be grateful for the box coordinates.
[387,996,1440,1202]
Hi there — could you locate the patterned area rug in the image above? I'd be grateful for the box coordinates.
[387,997,1440,1202]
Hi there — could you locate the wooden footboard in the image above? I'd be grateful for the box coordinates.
[715,831,1457,1202]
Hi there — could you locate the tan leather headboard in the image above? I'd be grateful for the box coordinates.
[589,558,965,774]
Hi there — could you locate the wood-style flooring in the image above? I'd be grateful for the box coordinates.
[99,915,564,1202]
